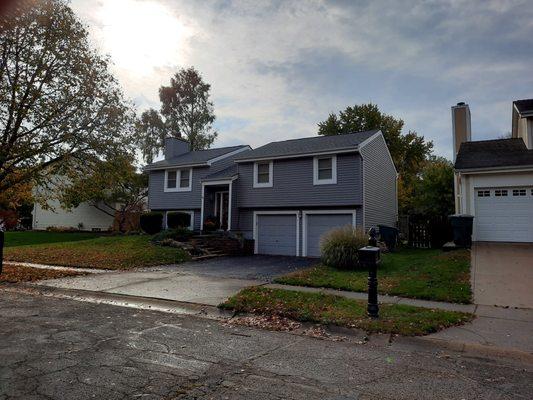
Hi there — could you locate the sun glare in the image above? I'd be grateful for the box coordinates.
[98,0,191,75]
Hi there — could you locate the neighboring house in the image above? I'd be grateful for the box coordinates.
[146,131,398,257]
[453,100,533,243]
[32,199,116,231]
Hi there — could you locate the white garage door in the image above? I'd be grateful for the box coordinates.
[256,214,298,256]
[304,212,355,257]
[475,187,533,242]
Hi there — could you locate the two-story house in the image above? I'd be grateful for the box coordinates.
[146,130,398,256]
[453,99,533,243]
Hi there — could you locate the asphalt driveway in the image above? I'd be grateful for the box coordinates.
[472,242,533,308]
[32,256,317,306]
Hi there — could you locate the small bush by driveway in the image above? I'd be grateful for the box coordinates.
[4,234,189,270]
[221,287,474,336]
[275,249,472,304]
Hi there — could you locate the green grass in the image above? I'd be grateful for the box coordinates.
[275,248,472,304]
[3,234,190,270]
[4,231,100,247]
[220,287,474,336]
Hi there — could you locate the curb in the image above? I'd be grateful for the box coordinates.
[3,261,112,274]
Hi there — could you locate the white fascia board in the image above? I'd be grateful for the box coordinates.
[206,146,251,165]
[144,162,208,171]
[457,165,533,174]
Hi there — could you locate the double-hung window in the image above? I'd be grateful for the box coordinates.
[253,161,273,188]
[165,169,192,192]
[313,155,337,185]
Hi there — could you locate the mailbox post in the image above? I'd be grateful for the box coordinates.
[358,245,381,318]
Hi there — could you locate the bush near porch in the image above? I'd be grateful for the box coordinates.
[275,248,472,304]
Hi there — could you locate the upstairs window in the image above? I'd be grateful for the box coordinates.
[253,161,273,188]
[313,155,337,185]
[165,169,192,192]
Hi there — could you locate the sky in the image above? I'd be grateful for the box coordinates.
[71,0,533,160]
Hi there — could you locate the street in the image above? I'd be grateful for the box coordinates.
[0,290,531,400]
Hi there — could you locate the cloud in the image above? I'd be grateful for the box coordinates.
[71,0,533,159]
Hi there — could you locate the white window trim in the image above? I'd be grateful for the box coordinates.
[164,210,194,230]
[302,210,356,257]
[313,155,337,185]
[253,161,273,188]
[253,211,300,256]
[164,168,192,192]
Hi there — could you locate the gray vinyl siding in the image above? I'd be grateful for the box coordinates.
[235,153,363,208]
[359,133,398,230]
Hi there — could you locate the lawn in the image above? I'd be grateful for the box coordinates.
[0,264,86,283]
[275,248,472,304]
[4,231,100,247]
[3,233,190,270]
[220,287,473,336]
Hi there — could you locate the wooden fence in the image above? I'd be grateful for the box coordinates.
[400,215,452,249]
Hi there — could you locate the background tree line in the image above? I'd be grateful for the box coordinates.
[0,0,452,233]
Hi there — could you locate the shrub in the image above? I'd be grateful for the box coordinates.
[151,228,192,243]
[0,210,19,230]
[45,226,79,232]
[320,226,368,269]
[203,215,219,232]
[167,212,191,229]
[140,212,163,234]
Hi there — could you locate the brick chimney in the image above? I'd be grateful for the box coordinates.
[451,102,471,161]
[164,137,190,160]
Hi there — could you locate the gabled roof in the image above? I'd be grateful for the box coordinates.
[234,130,380,162]
[514,99,533,116]
[455,138,533,171]
[202,164,238,181]
[144,145,249,170]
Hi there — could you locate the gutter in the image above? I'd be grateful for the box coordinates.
[455,165,533,174]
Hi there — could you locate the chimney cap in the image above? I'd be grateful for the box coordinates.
[456,102,466,106]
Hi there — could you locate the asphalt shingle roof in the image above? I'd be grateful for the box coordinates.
[145,145,249,170]
[455,138,533,170]
[202,164,238,181]
[234,130,379,161]
[514,99,533,115]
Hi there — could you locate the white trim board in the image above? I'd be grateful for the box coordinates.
[253,210,300,256]
[301,209,356,257]
[207,146,251,165]
[200,180,234,231]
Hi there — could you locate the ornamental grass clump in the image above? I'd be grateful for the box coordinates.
[320,226,368,269]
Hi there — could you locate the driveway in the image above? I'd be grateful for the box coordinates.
[32,256,317,306]
[472,242,533,308]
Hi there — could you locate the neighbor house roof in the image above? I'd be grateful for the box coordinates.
[202,164,238,181]
[455,138,533,171]
[514,99,533,117]
[234,130,380,162]
[144,145,249,170]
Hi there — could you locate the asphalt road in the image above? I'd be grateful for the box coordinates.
[0,290,531,400]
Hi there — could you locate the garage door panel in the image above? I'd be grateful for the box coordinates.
[475,187,533,242]
[256,214,297,256]
[306,213,354,257]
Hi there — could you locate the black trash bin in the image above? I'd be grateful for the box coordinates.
[378,225,399,252]
[448,215,474,248]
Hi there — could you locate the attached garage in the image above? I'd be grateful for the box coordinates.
[474,187,533,242]
[303,210,356,257]
[254,212,299,256]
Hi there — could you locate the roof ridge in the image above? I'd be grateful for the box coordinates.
[253,129,379,147]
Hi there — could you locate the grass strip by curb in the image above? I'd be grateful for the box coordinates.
[220,287,474,336]
[274,249,472,304]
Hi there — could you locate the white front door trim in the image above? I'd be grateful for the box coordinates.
[302,209,357,257]
[253,210,300,256]
[201,179,235,231]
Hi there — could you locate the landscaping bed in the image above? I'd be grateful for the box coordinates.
[220,287,474,336]
[0,264,86,283]
[3,233,190,270]
[275,249,472,304]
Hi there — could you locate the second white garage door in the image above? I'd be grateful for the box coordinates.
[475,187,533,242]
[303,211,356,257]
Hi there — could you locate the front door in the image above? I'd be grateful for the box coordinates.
[215,191,229,230]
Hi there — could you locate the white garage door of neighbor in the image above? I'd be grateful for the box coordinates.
[475,187,533,242]
[256,214,298,256]
[305,213,354,257]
